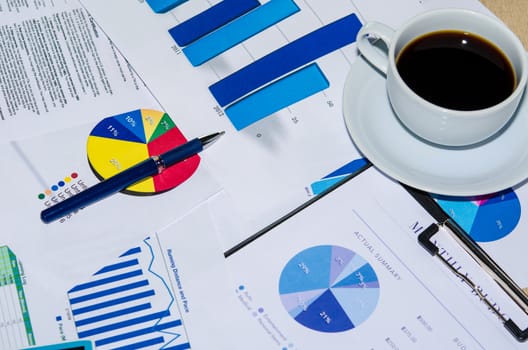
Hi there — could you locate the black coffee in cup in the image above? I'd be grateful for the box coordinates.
[396,30,516,111]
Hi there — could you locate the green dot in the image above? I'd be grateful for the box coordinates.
[38,193,45,200]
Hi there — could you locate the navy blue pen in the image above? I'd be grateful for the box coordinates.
[40,131,225,223]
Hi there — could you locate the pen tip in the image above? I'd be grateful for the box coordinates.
[200,131,225,149]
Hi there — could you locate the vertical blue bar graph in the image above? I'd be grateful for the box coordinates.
[67,239,190,349]
[209,13,362,106]
[168,0,261,46]
[146,0,187,13]
[225,63,329,130]
[182,0,300,66]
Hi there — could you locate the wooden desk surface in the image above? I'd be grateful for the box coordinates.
[480,0,528,49]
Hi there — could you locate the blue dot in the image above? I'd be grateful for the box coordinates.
[238,285,245,291]
[58,181,65,187]
[56,316,62,321]
[51,185,59,191]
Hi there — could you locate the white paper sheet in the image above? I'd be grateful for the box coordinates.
[0,0,161,142]
[226,167,528,349]
[1,202,237,349]
[77,0,427,247]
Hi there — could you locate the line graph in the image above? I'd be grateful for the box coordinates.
[68,238,190,349]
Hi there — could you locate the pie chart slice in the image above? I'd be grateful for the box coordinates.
[279,245,379,333]
[86,109,200,194]
[435,189,521,242]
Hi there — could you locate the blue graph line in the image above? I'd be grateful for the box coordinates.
[143,237,187,349]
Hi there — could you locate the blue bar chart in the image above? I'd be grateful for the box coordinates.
[68,240,190,350]
[168,0,362,130]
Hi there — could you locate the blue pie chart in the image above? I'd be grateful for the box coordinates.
[279,245,379,333]
[435,189,521,242]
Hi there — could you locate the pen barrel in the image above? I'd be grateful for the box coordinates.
[40,157,159,223]
[162,138,203,166]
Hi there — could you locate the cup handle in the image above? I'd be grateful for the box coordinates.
[356,22,395,75]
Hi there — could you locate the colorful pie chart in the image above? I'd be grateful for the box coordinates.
[435,189,521,242]
[279,245,379,333]
[86,109,200,194]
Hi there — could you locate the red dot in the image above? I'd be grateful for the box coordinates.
[71,172,78,179]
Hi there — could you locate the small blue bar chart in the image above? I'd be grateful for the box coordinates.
[68,240,190,350]
[168,0,362,130]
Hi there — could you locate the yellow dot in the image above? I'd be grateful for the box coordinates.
[64,177,72,183]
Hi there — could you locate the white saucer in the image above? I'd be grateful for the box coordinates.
[343,55,528,196]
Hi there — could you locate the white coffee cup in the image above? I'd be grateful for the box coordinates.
[356,9,528,147]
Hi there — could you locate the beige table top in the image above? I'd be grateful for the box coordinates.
[480,0,528,49]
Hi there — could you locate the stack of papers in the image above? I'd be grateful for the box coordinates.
[2,0,527,349]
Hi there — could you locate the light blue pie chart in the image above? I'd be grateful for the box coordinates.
[279,245,380,332]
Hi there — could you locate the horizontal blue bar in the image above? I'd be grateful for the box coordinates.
[225,63,329,130]
[168,0,260,46]
[96,319,183,346]
[120,247,141,257]
[95,259,139,275]
[112,336,165,350]
[70,280,149,304]
[164,343,191,350]
[311,159,368,195]
[146,0,186,13]
[78,310,170,338]
[69,270,143,293]
[210,13,361,106]
[72,290,155,315]
[75,303,152,327]
[311,177,346,195]
[183,0,299,66]
[325,158,368,178]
